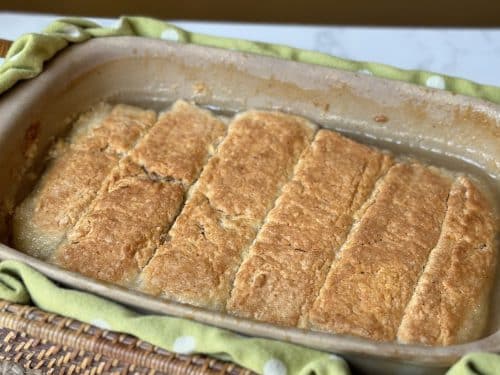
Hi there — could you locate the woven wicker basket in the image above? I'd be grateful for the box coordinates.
[0,39,11,58]
[0,300,254,374]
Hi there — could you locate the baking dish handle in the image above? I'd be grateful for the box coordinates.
[0,39,12,58]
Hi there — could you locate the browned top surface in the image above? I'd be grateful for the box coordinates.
[50,101,227,286]
[22,148,118,234]
[397,177,497,345]
[13,105,156,258]
[140,111,315,309]
[130,100,226,184]
[140,191,256,309]
[13,100,498,346]
[53,159,184,285]
[227,130,393,327]
[71,104,156,155]
[309,163,452,341]
[195,111,316,220]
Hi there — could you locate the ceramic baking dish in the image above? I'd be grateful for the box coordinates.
[0,37,498,375]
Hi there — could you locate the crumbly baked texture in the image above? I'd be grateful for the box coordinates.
[52,159,184,285]
[308,163,452,341]
[140,111,316,310]
[51,101,226,285]
[70,104,157,155]
[226,130,393,327]
[13,102,498,346]
[397,177,497,345]
[130,100,226,184]
[12,104,156,260]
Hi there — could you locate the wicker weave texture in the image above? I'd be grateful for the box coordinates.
[0,39,11,58]
[0,301,254,375]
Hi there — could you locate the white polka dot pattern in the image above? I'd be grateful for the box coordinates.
[358,69,373,76]
[425,75,446,89]
[263,358,287,375]
[161,29,180,42]
[328,354,343,362]
[173,336,196,354]
[90,318,111,329]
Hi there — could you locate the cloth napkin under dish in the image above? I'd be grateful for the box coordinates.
[0,260,498,375]
[0,17,498,375]
[0,17,500,103]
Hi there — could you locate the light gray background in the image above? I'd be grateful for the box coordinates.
[1,12,499,86]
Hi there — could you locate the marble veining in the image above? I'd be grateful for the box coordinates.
[0,13,499,86]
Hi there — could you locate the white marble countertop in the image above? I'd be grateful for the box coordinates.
[1,12,499,86]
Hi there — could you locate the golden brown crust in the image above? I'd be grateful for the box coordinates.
[63,103,112,144]
[308,163,451,341]
[52,159,184,285]
[13,105,156,259]
[196,111,317,220]
[51,102,226,285]
[14,101,498,346]
[140,192,256,307]
[13,148,118,259]
[71,104,156,155]
[130,100,226,184]
[397,177,497,345]
[140,111,316,309]
[227,130,393,327]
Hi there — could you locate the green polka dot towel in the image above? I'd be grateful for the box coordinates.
[0,260,498,374]
[0,16,500,103]
[0,260,348,375]
[0,17,499,374]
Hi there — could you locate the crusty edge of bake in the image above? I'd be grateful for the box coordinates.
[49,104,160,263]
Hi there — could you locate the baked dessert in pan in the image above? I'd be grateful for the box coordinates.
[12,100,498,347]
[12,104,157,260]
